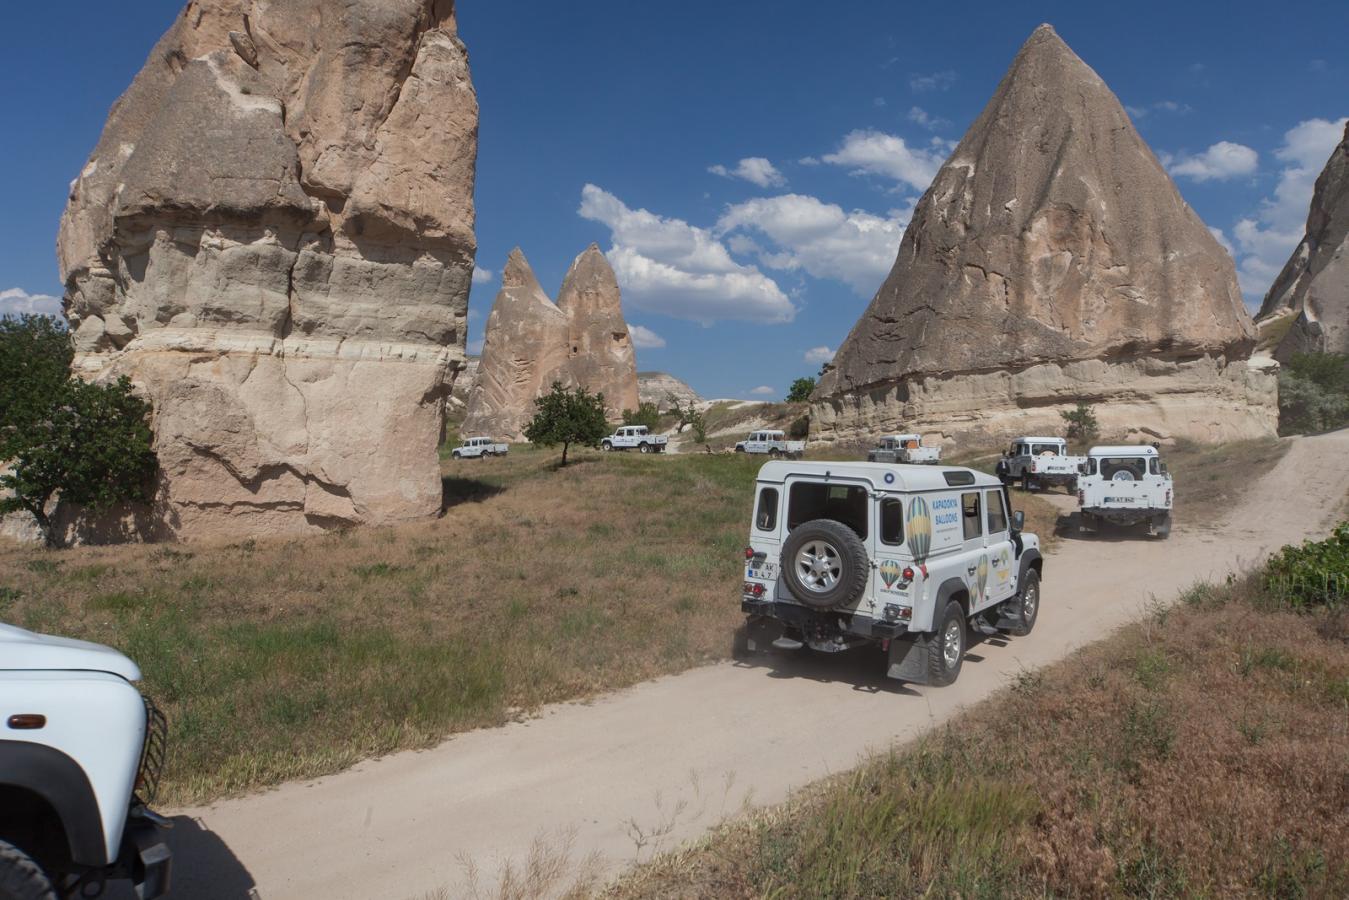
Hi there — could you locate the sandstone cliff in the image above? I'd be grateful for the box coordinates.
[58,0,477,539]
[813,24,1276,445]
[638,372,701,411]
[1257,121,1349,361]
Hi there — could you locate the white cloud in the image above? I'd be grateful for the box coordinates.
[822,129,947,192]
[906,106,949,131]
[1166,141,1258,182]
[797,156,820,166]
[749,385,775,396]
[1231,117,1347,299]
[909,70,956,93]
[873,97,887,108]
[716,194,905,295]
[1126,99,1192,119]
[804,346,835,364]
[628,324,666,349]
[578,184,794,325]
[471,265,494,285]
[1207,226,1234,257]
[0,288,63,319]
[708,157,786,189]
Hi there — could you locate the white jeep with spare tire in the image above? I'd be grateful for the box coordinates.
[1002,436,1084,493]
[739,461,1043,686]
[1,624,171,899]
[1076,444,1173,537]
[600,425,667,453]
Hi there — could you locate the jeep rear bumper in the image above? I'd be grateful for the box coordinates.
[741,599,908,643]
[1082,507,1168,526]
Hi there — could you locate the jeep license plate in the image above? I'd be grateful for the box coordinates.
[747,562,778,580]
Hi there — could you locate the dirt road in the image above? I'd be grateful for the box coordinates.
[150,431,1349,899]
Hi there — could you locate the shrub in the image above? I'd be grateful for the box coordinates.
[1262,522,1349,610]
[1060,401,1099,443]
[1278,352,1349,435]
[691,410,708,444]
[523,382,609,466]
[621,401,661,432]
[786,377,816,403]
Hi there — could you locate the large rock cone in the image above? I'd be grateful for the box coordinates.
[557,245,640,417]
[813,24,1276,445]
[1257,121,1349,360]
[57,0,478,540]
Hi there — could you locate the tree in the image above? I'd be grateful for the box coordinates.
[621,401,661,432]
[690,409,708,444]
[1278,352,1349,435]
[0,376,157,547]
[667,394,697,433]
[524,382,609,466]
[1,315,73,434]
[1060,401,1100,444]
[786,377,816,403]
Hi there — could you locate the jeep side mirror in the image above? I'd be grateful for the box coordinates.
[1011,510,1025,532]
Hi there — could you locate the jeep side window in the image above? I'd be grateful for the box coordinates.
[985,490,1008,534]
[962,492,982,540]
[756,488,779,531]
[1149,458,1160,475]
[880,498,903,545]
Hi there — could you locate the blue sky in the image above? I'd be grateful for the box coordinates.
[2,1,1346,401]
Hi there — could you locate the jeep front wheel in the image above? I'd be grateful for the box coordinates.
[0,840,56,900]
[601,441,612,451]
[780,519,868,610]
[638,442,650,454]
[928,600,966,686]
[1006,569,1039,637]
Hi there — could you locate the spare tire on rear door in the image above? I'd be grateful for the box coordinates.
[781,519,869,609]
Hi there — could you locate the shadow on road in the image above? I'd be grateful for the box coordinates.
[105,816,257,900]
[1055,510,1164,543]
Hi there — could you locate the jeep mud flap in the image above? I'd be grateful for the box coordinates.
[886,633,930,684]
[744,615,785,652]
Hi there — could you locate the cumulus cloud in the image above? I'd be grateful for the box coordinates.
[748,385,775,397]
[909,70,956,92]
[797,156,821,166]
[1166,141,1259,182]
[1126,99,1192,119]
[804,346,835,364]
[716,194,905,295]
[822,129,947,192]
[578,184,794,325]
[1231,117,1347,298]
[471,265,494,285]
[0,288,63,319]
[906,106,949,132]
[708,157,786,189]
[1208,226,1235,257]
[628,324,666,349]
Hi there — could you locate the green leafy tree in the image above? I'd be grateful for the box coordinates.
[1060,401,1099,444]
[786,377,816,403]
[621,401,661,432]
[1,315,73,434]
[1278,352,1349,435]
[667,394,697,433]
[524,382,609,466]
[690,409,708,444]
[0,376,157,547]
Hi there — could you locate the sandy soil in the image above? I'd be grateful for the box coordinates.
[140,430,1349,900]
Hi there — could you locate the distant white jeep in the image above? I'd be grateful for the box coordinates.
[1076,444,1173,537]
[739,461,1043,686]
[866,433,941,465]
[1001,436,1084,492]
[451,436,508,459]
[601,425,667,453]
[734,430,805,459]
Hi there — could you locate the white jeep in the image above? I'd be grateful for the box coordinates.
[601,425,667,453]
[733,430,805,459]
[866,433,941,465]
[1001,436,1084,493]
[739,461,1043,686]
[1076,444,1173,537]
[0,625,171,899]
[451,436,508,459]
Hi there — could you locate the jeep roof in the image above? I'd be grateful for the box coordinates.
[880,433,922,441]
[1088,444,1160,458]
[1013,436,1066,444]
[755,460,999,493]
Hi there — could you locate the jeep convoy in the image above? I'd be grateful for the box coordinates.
[866,433,941,465]
[1077,444,1173,537]
[601,425,668,453]
[451,436,509,459]
[740,461,1042,686]
[734,430,805,458]
[0,625,171,899]
[1002,436,1085,493]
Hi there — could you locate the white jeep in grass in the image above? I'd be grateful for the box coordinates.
[734,430,805,459]
[866,433,941,465]
[1001,436,1084,493]
[739,461,1043,686]
[451,436,508,459]
[601,425,667,453]
[0,625,171,899]
[1076,444,1173,537]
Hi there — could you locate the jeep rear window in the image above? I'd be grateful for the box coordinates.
[1100,457,1147,479]
[787,482,868,539]
[1030,443,1060,456]
[880,498,903,545]
[755,487,779,531]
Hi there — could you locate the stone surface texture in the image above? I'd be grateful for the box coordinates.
[813,25,1275,445]
[1256,121,1349,361]
[462,246,639,441]
[56,0,477,540]
[638,372,701,411]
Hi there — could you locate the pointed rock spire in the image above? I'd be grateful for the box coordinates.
[557,245,639,416]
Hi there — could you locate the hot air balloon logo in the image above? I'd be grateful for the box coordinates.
[907,496,931,565]
[879,560,902,588]
[976,555,989,600]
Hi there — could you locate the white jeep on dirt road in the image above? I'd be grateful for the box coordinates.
[1002,436,1084,493]
[866,433,941,465]
[601,425,668,453]
[0,625,171,899]
[1076,444,1173,537]
[734,430,805,459]
[451,436,508,459]
[739,461,1043,686]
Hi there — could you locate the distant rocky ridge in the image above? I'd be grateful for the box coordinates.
[813,24,1276,445]
[638,372,700,411]
[1257,120,1349,361]
[57,0,478,540]
[462,246,638,440]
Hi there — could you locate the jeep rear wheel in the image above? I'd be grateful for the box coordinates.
[638,442,650,454]
[781,519,868,610]
[0,840,56,900]
[928,600,966,686]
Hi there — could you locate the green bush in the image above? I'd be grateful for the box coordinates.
[1278,352,1349,435]
[1060,400,1099,443]
[1262,522,1349,610]
[621,401,661,432]
[786,376,816,403]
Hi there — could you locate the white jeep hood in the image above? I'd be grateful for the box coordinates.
[0,623,141,681]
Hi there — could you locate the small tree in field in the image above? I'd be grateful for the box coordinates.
[786,377,816,403]
[667,394,697,433]
[1060,401,1100,444]
[524,382,609,466]
[621,401,661,432]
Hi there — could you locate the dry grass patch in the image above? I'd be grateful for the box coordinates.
[1165,436,1291,527]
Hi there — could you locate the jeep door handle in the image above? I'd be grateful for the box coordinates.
[966,566,977,575]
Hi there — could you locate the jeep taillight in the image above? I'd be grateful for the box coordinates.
[743,582,765,598]
[744,547,755,560]
[1166,489,1172,505]
[1078,489,1085,504]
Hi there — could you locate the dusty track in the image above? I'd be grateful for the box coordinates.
[146,431,1349,899]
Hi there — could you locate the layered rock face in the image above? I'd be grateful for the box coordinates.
[462,246,639,440]
[813,25,1276,445]
[638,372,701,411]
[1257,121,1349,361]
[58,0,477,539]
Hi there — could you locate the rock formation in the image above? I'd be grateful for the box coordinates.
[638,372,701,411]
[57,0,477,540]
[1256,120,1349,361]
[462,246,639,440]
[448,355,480,410]
[813,24,1276,445]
